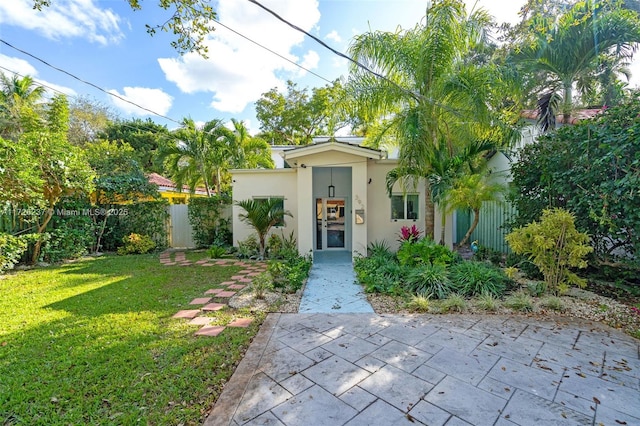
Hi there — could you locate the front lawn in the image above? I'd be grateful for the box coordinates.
[0,253,263,425]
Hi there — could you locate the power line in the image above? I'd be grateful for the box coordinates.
[214,19,334,84]
[245,0,421,102]
[0,39,183,125]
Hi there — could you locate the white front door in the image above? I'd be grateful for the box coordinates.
[315,198,346,250]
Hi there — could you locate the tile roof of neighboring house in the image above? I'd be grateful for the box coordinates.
[521,108,603,125]
[148,173,209,196]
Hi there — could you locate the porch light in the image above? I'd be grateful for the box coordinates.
[328,168,335,197]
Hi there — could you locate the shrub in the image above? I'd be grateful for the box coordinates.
[505,252,543,280]
[448,261,511,298]
[540,296,565,312]
[367,240,392,257]
[475,292,500,312]
[117,233,156,255]
[397,237,455,267]
[526,281,547,297]
[251,271,273,299]
[354,251,405,294]
[188,196,232,248]
[0,233,35,273]
[236,235,259,259]
[267,255,312,293]
[504,291,534,312]
[506,208,593,295]
[404,263,453,299]
[407,295,430,312]
[441,293,466,312]
[207,245,227,259]
[267,231,299,260]
[399,225,421,243]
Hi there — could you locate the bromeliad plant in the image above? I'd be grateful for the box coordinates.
[399,225,422,244]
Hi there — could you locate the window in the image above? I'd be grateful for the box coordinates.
[253,196,285,227]
[391,194,419,220]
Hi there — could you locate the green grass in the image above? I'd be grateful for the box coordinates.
[0,253,262,425]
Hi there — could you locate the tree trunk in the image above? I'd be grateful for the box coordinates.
[94,212,110,254]
[439,209,446,246]
[562,81,573,124]
[424,184,435,240]
[459,208,480,247]
[31,207,54,264]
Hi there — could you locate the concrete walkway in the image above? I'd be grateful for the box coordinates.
[205,313,640,426]
[299,251,374,314]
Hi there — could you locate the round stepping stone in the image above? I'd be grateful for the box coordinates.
[172,310,200,319]
[195,325,225,337]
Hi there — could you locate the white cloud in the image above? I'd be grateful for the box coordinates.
[158,0,321,113]
[0,54,76,97]
[0,0,123,45]
[325,30,342,43]
[108,87,173,117]
[300,50,320,72]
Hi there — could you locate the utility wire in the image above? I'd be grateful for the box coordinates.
[245,0,421,102]
[0,39,183,125]
[214,19,333,84]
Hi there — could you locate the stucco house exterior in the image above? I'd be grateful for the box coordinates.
[231,137,452,260]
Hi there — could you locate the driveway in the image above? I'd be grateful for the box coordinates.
[204,313,640,426]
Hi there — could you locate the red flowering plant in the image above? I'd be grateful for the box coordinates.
[399,225,422,244]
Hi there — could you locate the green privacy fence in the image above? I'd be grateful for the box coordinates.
[455,200,517,253]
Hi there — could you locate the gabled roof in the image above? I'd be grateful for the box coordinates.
[521,108,603,125]
[283,139,385,161]
[148,173,209,196]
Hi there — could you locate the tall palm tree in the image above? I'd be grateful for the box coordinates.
[0,73,46,139]
[161,118,234,196]
[514,1,640,127]
[349,0,516,239]
[229,119,274,170]
[236,198,292,259]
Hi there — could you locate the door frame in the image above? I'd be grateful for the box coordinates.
[315,197,348,250]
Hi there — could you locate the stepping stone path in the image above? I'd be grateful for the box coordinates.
[165,250,266,337]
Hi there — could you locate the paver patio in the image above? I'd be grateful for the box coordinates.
[205,313,640,426]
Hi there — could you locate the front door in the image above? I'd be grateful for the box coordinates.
[316,198,346,250]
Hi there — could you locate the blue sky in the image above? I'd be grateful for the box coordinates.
[1,0,638,133]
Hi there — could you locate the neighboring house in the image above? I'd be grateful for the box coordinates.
[455,108,603,252]
[231,137,452,260]
[147,173,208,204]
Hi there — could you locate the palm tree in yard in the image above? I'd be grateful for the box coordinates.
[162,118,234,196]
[236,198,292,259]
[444,172,506,247]
[348,0,518,239]
[0,73,46,139]
[514,0,640,129]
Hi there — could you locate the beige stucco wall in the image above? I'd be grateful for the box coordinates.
[230,169,298,246]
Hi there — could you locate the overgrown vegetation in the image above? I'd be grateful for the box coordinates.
[188,196,232,248]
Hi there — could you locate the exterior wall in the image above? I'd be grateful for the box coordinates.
[230,169,298,246]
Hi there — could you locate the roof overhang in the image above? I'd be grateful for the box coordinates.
[283,140,385,161]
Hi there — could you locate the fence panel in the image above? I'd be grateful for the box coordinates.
[168,204,196,248]
[455,201,517,253]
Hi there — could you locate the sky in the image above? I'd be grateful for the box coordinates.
[1,0,639,134]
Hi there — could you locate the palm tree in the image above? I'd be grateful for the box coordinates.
[0,73,46,138]
[229,119,274,170]
[445,172,506,247]
[161,118,234,196]
[349,0,516,239]
[236,198,292,259]
[514,1,640,127]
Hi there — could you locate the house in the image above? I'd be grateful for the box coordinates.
[147,173,209,204]
[231,137,452,260]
